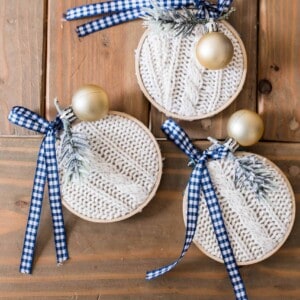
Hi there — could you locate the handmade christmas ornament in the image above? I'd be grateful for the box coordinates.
[58,111,163,222]
[7,85,110,273]
[63,1,243,120]
[55,86,162,222]
[147,111,295,300]
[136,1,246,120]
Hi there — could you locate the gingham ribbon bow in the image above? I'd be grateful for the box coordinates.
[64,0,233,37]
[146,119,248,300]
[8,107,69,274]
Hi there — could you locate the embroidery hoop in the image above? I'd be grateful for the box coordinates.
[183,152,296,265]
[60,111,162,223]
[135,21,247,120]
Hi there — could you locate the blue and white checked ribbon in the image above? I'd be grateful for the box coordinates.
[8,107,69,274]
[146,119,248,300]
[64,0,233,37]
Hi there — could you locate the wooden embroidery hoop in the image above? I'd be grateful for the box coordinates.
[135,21,247,121]
[61,111,163,223]
[182,152,296,265]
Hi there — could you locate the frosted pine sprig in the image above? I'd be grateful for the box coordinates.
[58,127,91,184]
[208,137,277,200]
[229,153,277,200]
[142,2,235,36]
[55,99,92,187]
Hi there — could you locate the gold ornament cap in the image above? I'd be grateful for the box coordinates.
[72,84,109,122]
[227,109,264,146]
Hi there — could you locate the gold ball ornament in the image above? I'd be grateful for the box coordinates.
[72,84,109,121]
[195,31,234,70]
[227,110,264,146]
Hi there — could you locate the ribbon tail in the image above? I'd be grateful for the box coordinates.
[45,134,69,265]
[64,0,150,20]
[146,162,204,279]
[201,167,248,300]
[20,141,48,274]
[64,0,195,21]
[76,8,142,37]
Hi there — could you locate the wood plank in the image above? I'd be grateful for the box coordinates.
[150,0,258,138]
[46,0,149,125]
[0,137,299,299]
[0,0,46,136]
[258,0,300,142]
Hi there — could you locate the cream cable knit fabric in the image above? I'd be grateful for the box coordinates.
[136,22,246,119]
[183,153,295,264]
[59,112,162,222]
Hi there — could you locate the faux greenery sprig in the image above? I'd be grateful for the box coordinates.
[207,138,277,200]
[228,152,276,200]
[55,99,92,187]
[142,2,235,36]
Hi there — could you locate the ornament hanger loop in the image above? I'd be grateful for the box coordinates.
[223,137,240,152]
[54,99,77,123]
[207,136,239,153]
[204,18,219,33]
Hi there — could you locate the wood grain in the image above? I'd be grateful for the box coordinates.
[258,0,300,142]
[0,0,46,136]
[0,138,299,299]
[1,1,300,299]
[150,0,258,138]
[46,0,149,125]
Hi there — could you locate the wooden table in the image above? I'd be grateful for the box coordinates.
[0,1,299,299]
